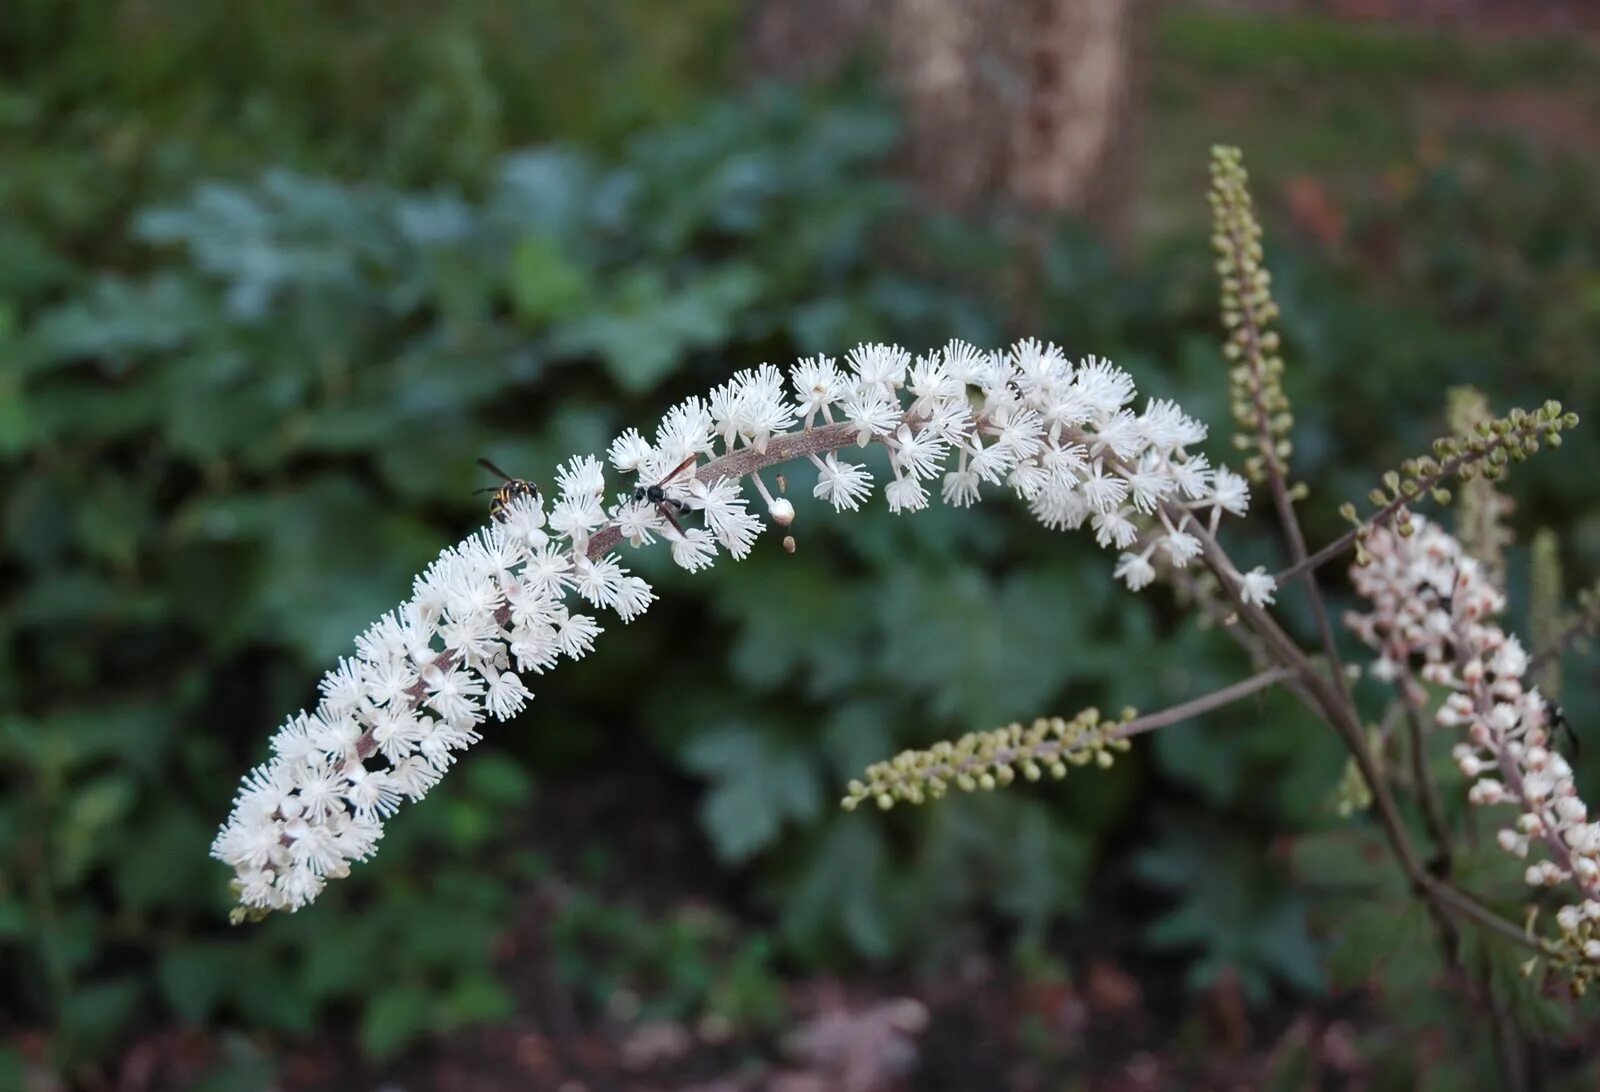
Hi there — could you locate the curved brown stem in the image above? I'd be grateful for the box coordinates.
[1397,670,1455,875]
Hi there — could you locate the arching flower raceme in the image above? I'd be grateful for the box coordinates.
[213,342,1260,913]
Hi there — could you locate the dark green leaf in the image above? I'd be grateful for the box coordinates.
[684,727,821,863]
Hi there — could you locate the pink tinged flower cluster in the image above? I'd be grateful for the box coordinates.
[1347,518,1600,953]
[216,340,1262,912]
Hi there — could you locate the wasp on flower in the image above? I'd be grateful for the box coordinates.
[474,457,540,524]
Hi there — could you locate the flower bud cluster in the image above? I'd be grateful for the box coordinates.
[1346,517,1600,961]
[1209,145,1292,488]
[216,340,1254,912]
[1342,400,1577,567]
[842,709,1133,811]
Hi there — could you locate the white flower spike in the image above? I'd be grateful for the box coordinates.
[214,341,1254,912]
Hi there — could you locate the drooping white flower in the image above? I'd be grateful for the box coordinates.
[1160,529,1203,568]
[1115,550,1158,591]
[1080,462,1129,513]
[1006,460,1050,501]
[885,475,930,514]
[1029,481,1091,532]
[812,453,873,512]
[688,477,763,558]
[522,542,575,597]
[941,467,982,508]
[612,576,656,621]
[554,610,602,659]
[668,528,717,572]
[573,554,627,610]
[1239,567,1277,607]
[1092,509,1139,550]
[1210,467,1251,518]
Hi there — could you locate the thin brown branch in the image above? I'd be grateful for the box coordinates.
[1397,670,1455,874]
[1118,666,1296,738]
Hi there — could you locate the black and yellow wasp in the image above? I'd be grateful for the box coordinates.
[475,458,540,523]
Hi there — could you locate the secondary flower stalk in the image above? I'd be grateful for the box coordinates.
[1347,518,1600,967]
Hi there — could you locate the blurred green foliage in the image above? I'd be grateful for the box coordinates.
[4,3,1600,1085]
[548,891,788,1031]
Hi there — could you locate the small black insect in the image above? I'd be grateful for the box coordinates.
[1547,696,1579,762]
[633,455,698,535]
[1428,560,1462,619]
[475,458,540,523]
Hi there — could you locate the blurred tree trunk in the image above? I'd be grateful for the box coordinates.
[746,0,1142,235]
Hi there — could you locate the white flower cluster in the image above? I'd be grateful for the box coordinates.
[210,482,655,912]
[215,340,1262,911]
[1347,518,1600,951]
[792,340,1266,599]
